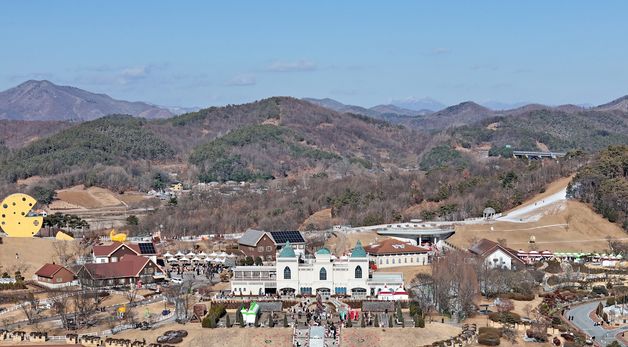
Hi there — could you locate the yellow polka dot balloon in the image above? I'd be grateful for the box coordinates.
[0,193,43,237]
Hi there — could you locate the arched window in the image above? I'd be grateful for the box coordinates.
[283,266,291,280]
[319,267,327,281]
[355,265,362,279]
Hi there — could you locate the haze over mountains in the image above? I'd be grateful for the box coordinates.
[0,80,173,121]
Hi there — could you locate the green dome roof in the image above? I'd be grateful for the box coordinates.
[278,241,296,258]
[351,240,367,258]
[315,247,331,255]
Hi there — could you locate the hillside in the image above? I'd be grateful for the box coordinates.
[448,176,627,252]
[302,97,427,123]
[568,145,628,230]
[595,95,628,113]
[0,119,72,148]
[0,80,173,121]
[450,108,628,153]
[0,115,175,182]
[153,97,428,180]
[409,101,495,130]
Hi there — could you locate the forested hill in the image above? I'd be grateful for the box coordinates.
[151,97,429,181]
[568,145,628,230]
[0,97,430,187]
[0,115,175,182]
[449,108,628,154]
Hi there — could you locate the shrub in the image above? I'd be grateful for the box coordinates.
[592,286,608,296]
[606,297,615,306]
[415,315,425,328]
[489,312,521,324]
[500,292,535,301]
[202,304,226,328]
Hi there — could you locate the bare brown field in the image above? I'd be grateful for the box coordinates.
[0,237,75,278]
[341,323,460,346]
[449,200,626,252]
[325,231,381,255]
[55,185,123,209]
[299,208,332,231]
[115,324,293,347]
[448,176,626,252]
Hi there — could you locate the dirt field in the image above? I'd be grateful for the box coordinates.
[54,185,124,209]
[448,176,627,252]
[0,237,75,278]
[115,324,293,347]
[341,323,460,347]
[300,208,332,231]
[325,231,381,255]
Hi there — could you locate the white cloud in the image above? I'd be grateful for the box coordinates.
[266,59,317,72]
[225,74,256,86]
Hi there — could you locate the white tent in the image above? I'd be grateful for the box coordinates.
[240,302,260,325]
[163,251,173,257]
[377,287,394,301]
[167,257,178,262]
[218,251,228,257]
[175,251,185,257]
[209,251,218,257]
[198,251,208,258]
[192,256,202,262]
[186,251,196,257]
[227,253,237,258]
[203,257,211,262]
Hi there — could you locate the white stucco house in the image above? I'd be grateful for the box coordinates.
[468,239,525,270]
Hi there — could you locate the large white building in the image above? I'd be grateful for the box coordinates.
[364,238,430,268]
[230,241,404,298]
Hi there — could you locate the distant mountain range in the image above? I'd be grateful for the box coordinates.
[0,80,174,121]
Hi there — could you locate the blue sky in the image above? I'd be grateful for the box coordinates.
[1,1,628,108]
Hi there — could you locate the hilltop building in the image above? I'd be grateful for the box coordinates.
[231,241,404,298]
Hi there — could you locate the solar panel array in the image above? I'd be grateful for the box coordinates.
[270,231,305,244]
[138,242,156,254]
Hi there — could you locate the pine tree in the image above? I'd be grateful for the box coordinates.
[389,315,394,328]
[374,314,379,327]
[225,314,231,328]
[361,315,366,328]
[283,314,288,328]
[268,313,274,327]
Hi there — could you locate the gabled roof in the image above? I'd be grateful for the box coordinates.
[92,242,138,257]
[238,229,267,247]
[81,255,153,279]
[35,263,72,278]
[351,240,367,258]
[268,230,305,244]
[468,239,524,264]
[363,239,428,255]
[278,241,296,258]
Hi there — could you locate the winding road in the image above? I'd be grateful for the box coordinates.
[565,301,627,346]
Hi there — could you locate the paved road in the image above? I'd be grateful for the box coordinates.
[565,301,627,346]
